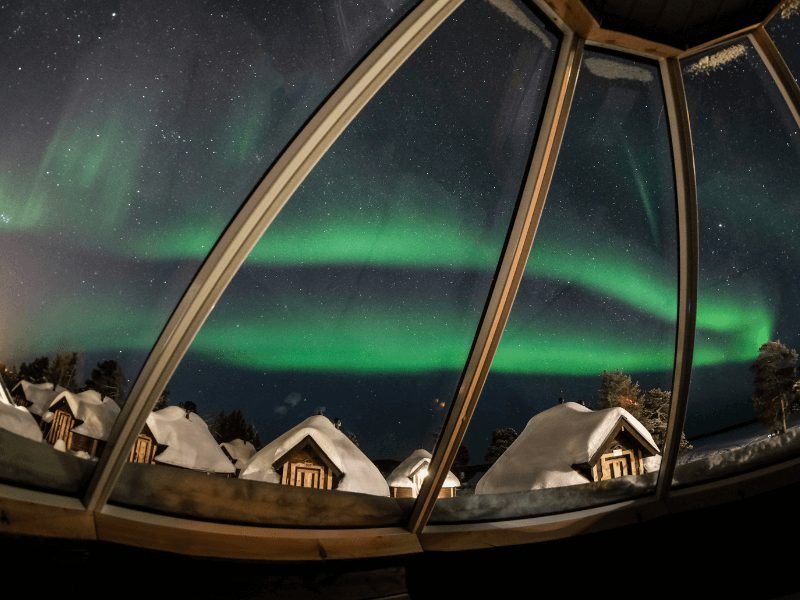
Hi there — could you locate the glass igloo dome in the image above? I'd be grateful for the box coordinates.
[0,0,799,561]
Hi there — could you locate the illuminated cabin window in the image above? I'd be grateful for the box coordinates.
[0,0,417,495]
[430,50,678,523]
[110,0,560,527]
[676,38,800,486]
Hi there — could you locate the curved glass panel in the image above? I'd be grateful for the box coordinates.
[677,38,800,486]
[0,0,417,494]
[110,0,559,527]
[431,50,678,523]
[767,3,800,81]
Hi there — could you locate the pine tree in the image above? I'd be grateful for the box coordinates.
[598,370,641,418]
[18,356,51,384]
[0,363,19,390]
[49,352,79,390]
[207,409,260,447]
[179,400,198,414]
[485,427,518,463]
[640,388,692,450]
[153,388,170,411]
[751,340,799,434]
[85,360,126,402]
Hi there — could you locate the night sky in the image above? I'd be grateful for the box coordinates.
[768,4,800,83]
[465,51,679,457]
[169,0,558,461]
[683,37,800,438]
[2,1,799,466]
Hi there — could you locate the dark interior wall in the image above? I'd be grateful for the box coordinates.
[3,480,800,598]
[580,0,780,48]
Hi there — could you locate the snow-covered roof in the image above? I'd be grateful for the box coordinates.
[476,402,659,494]
[12,380,65,416]
[220,438,256,470]
[0,401,42,442]
[240,415,389,497]
[386,449,460,491]
[145,406,235,474]
[0,378,13,406]
[49,389,121,441]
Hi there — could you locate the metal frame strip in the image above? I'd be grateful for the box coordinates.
[83,0,464,511]
[750,25,800,130]
[407,32,585,534]
[656,57,699,500]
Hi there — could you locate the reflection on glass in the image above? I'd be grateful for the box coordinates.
[431,51,679,523]
[767,2,800,81]
[0,0,416,494]
[110,0,559,526]
[677,38,800,485]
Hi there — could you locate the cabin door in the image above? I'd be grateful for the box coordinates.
[130,434,156,464]
[285,461,330,490]
[47,409,74,447]
[600,449,637,480]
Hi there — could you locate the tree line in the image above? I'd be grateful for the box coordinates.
[3,352,127,402]
[2,352,261,447]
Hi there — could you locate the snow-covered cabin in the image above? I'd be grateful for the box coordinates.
[240,415,389,497]
[0,386,42,442]
[386,449,460,499]
[130,406,235,475]
[45,389,121,458]
[220,438,256,473]
[11,380,65,422]
[476,402,660,494]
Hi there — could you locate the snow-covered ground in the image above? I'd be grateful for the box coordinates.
[432,422,800,523]
[673,423,800,486]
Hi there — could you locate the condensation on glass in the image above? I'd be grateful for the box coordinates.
[767,2,800,81]
[676,38,800,487]
[109,0,560,527]
[430,50,679,523]
[0,0,417,495]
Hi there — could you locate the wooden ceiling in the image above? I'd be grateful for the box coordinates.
[580,0,780,49]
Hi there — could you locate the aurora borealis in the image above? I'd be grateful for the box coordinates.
[0,0,416,402]
[2,0,799,467]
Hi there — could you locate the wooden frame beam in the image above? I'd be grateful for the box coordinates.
[656,57,699,500]
[408,32,585,534]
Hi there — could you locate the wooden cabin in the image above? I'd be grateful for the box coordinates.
[45,390,120,459]
[241,415,390,497]
[219,438,256,475]
[387,448,460,499]
[11,380,63,425]
[573,420,657,483]
[476,402,661,495]
[272,435,343,491]
[130,406,235,475]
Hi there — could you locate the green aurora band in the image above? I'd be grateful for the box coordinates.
[0,162,773,375]
[0,95,776,377]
